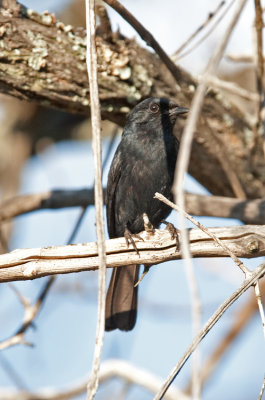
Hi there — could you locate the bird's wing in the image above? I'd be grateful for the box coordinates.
[106,146,122,238]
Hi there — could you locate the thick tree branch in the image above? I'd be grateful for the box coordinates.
[1,3,265,198]
[0,225,264,283]
[2,189,265,225]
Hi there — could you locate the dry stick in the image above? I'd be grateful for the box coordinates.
[86,1,106,399]
[0,359,189,400]
[156,192,265,394]
[103,0,182,82]
[254,282,265,340]
[171,2,248,398]
[173,0,236,62]
[172,0,226,58]
[0,276,55,350]
[153,262,265,400]
[184,279,265,393]
[155,193,250,276]
[66,126,118,245]
[250,2,265,353]
[207,75,259,103]
[202,117,246,199]
[258,376,265,400]
[173,2,246,391]
[253,0,265,141]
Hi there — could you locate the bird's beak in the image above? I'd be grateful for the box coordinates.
[168,106,189,118]
[174,106,189,116]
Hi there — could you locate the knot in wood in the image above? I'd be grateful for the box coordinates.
[247,240,259,254]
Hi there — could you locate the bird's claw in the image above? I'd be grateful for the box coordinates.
[161,220,179,250]
[124,227,143,255]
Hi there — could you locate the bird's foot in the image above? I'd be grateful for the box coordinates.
[142,213,155,233]
[161,220,179,250]
[134,265,150,287]
[124,227,143,255]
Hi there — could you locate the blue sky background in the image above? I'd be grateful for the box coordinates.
[0,1,264,400]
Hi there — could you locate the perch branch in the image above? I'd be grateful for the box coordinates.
[0,225,265,284]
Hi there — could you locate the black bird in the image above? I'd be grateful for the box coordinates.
[105,97,188,331]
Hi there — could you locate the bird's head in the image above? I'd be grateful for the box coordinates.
[125,97,188,133]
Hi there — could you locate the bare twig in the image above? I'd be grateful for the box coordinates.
[258,376,265,400]
[85,0,106,399]
[66,126,118,245]
[153,262,265,400]
[0,359,189,400]
[172,3,248,396]
[172,1,226,58]
[253,0,265,141]
[172,0,236,62]
[207,75,259,103]
[0,277,55,350]
[103,0,183,82]
[174,0,235,62]
[185,279,265,392]
[155,193,250,276]
[254,282,265,339]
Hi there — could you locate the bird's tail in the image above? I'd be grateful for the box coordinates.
[105,264,139,331]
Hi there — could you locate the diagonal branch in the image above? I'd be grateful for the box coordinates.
[154,262,265,400]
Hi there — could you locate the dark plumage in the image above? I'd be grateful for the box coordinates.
[105,97,188,331]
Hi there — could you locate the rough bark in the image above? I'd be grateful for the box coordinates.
[0,1,264,198]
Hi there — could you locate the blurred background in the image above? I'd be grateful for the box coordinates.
[0,1,264,399]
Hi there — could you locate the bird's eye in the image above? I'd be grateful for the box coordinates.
[149,103,159,113]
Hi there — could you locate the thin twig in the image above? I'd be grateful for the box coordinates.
[172,0,236,62]
[207,75,259,102]
[0,277,55,350]
[155,193,250,276]
[184,279,265,393]
[202,117,246,199]
[0,359,189,400]
[172,0,226,59]
[254,282,265,339]
[66,127,118,245]
[258,376,265,400]
[153,262,265,400]
[86,1,106,399]
[253,0,265,140]
[103,0,183,82]
[171,3,247,396]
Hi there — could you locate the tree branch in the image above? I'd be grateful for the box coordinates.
[3,189,265,225]
[0,359,188,400]
[0,225,264,283]
[1,3,265,199]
